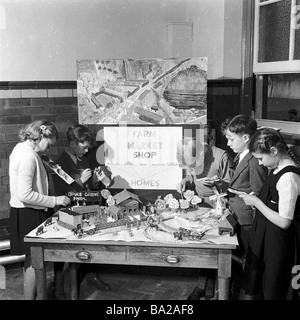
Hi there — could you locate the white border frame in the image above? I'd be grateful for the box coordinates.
[253,0,300,74]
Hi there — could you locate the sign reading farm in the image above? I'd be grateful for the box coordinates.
[102,126,182,190]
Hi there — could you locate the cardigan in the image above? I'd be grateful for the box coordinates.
[9,142,56,210]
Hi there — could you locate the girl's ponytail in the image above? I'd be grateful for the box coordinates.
[286,146,300,167]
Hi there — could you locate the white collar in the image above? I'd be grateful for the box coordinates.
[273,160,295,173]
[238,149,249,163]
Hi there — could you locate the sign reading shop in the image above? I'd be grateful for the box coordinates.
[103,126,183,190]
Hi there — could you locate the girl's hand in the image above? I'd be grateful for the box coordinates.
[56,195,71,207]
[239,192,257,207]
[80,168,92,184]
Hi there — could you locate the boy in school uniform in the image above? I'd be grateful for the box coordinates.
[52,124,112,299]
[221,115,268,261]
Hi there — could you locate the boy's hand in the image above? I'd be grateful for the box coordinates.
[80,168,92,184]
[94,167,111,187]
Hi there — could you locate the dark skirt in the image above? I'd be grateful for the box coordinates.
[10,207,51,256]
[243,211,295,300]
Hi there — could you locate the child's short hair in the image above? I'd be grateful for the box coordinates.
[19,119,59,142]
[221,114,257,137]
[66,124,95,146]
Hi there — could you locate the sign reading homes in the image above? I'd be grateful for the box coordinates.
[103,126,184,190]
[67,191,102,203]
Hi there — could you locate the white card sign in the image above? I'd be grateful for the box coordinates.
[102,126,182,190]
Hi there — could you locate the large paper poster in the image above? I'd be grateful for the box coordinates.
[77,57,207,125]
[102,126,183,190]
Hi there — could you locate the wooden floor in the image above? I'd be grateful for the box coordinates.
[1,262,233,300]
[77,265,205,300]
[2,261,298,301]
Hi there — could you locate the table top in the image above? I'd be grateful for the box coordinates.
[24,218,237,250]
[24,236,236,249]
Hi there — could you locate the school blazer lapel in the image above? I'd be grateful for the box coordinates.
[230,152,252,185]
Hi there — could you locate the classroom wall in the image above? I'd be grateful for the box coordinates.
[223,0,243,78]
[189,0,225,79]
[0,0,243,81]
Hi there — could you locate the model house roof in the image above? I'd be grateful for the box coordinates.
[59,208,81,216]
[113,189,141,205]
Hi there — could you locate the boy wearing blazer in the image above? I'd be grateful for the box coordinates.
[222,115,267,259]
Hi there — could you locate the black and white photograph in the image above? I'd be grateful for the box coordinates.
[0,0,299,307]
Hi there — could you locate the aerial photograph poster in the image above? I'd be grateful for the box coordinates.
[77,57,207,125]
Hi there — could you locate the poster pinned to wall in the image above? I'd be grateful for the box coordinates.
[77,57,207,125]
[102,126,183,190]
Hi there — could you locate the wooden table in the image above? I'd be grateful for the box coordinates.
[24,236,236,300]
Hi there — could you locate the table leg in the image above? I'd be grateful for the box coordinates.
[35,269,47,300]
[217,249,232,300]
[31,245,47,300]
[218,277,230,300]
[69,263,78,300]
